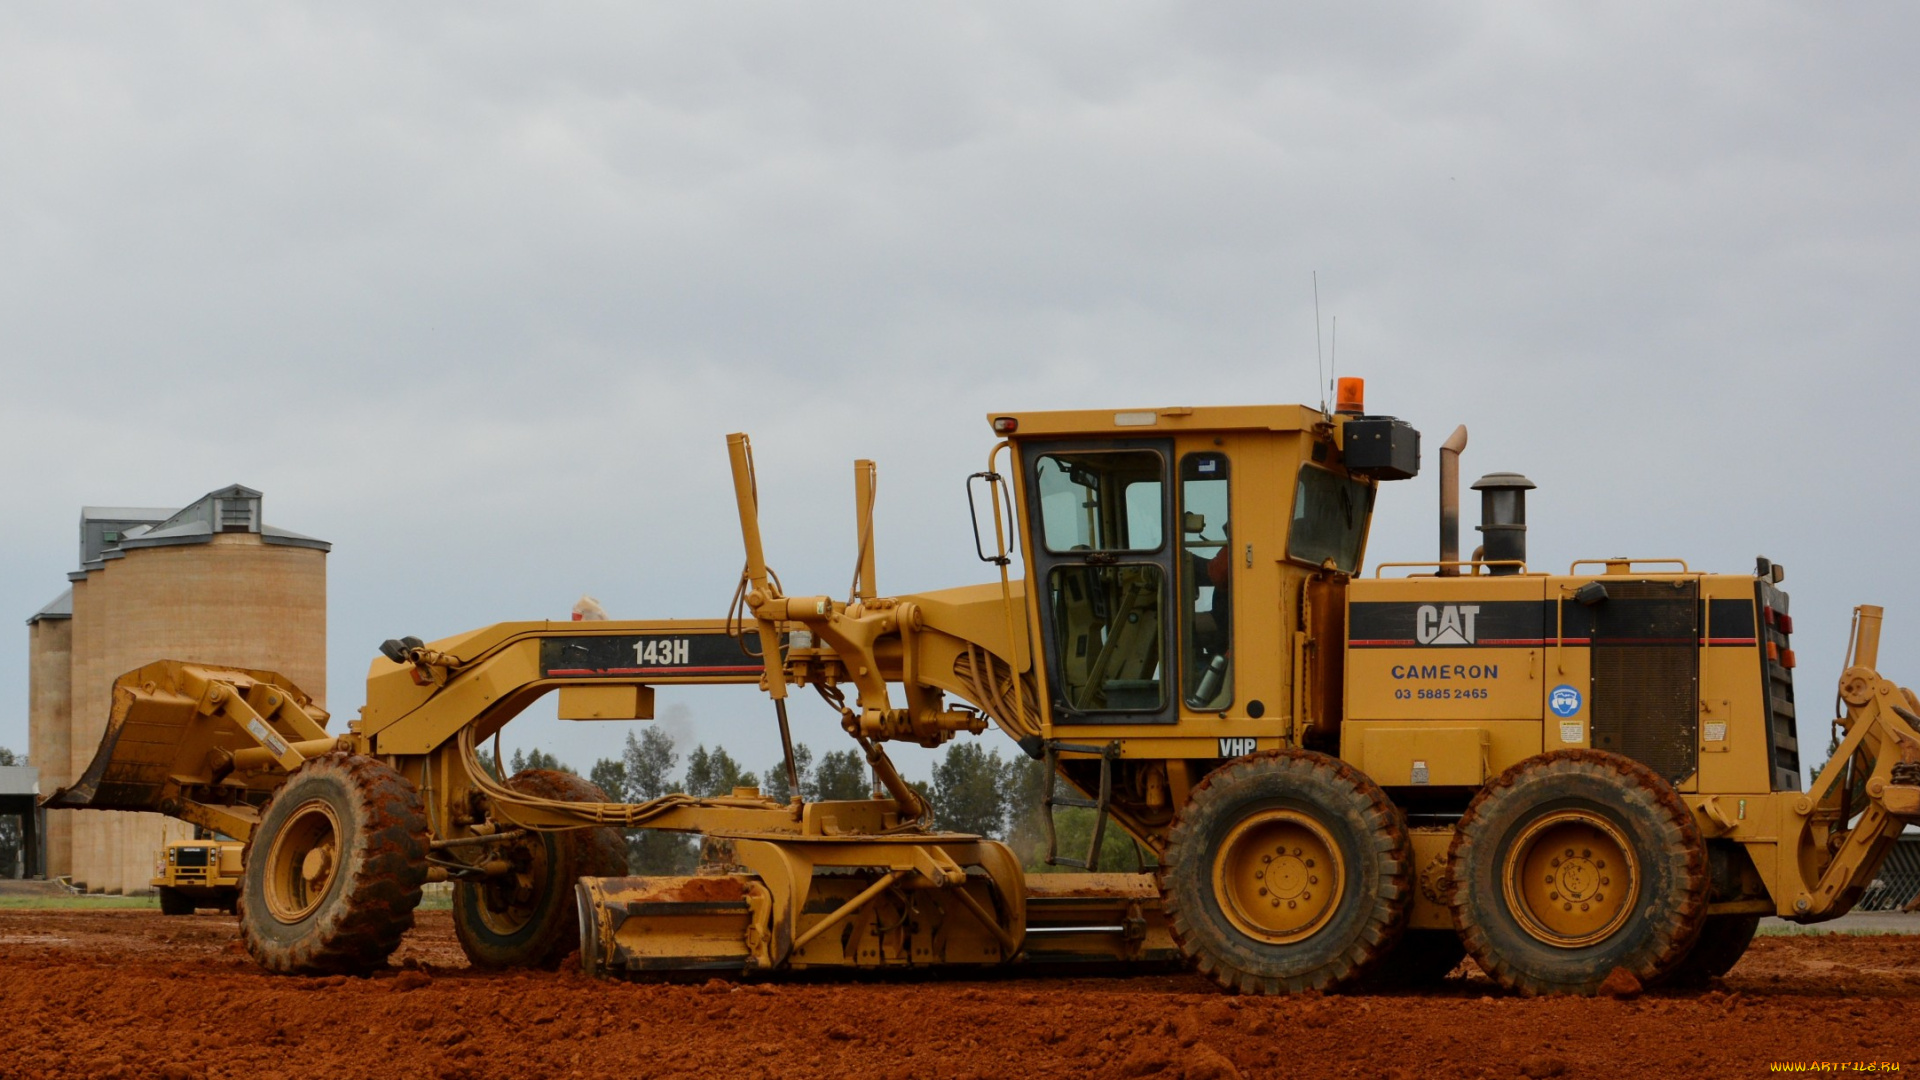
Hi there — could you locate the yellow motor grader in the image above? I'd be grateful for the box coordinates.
[47,382,1920,994]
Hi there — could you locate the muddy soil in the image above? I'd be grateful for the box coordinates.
[1,909,1914,1079]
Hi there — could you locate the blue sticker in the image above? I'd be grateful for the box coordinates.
[1549,684,1583,718]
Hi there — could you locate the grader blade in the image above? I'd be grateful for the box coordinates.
[43,660,337,839]
[577,854,1177,978]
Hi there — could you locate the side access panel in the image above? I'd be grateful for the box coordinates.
[1342,575,1547,784]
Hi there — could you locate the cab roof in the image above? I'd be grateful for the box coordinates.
[986,403,1328,439]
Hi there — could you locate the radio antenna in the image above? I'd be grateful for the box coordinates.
[1329,315,1338,408]
[1313,271,1326,414]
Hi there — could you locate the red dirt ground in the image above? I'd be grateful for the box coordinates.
[1,909,1914,1079]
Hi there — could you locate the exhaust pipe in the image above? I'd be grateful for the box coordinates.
[1438,425,1468,575]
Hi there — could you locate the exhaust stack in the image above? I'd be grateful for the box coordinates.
[1437,425,1468,575]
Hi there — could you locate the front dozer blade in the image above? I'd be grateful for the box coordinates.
[44,660,328,821]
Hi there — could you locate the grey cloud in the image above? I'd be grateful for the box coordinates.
[3,3,1916,776]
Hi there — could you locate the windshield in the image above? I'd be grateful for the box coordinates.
[1035,450,1165,553]
[1287,464,1374,572]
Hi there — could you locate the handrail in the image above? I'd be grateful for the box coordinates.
[1567,558,1691,575]
[1373,559,1527,578]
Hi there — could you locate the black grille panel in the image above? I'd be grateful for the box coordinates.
[1588,580,1699,785]
[1758,580,1800,790]
[174,847,209,868]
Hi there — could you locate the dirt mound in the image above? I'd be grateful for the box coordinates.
[0,909,1913,1078]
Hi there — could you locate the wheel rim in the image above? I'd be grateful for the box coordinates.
[471,835,551,936]
[1502,809,1639,947]
[1211,808,1346,944]
[263,799,342,924]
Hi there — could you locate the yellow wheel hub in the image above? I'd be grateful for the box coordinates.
[1503,810,1639,948]
[263,799,342,924]
[473,836,549,935]
[1212,809,1346,944]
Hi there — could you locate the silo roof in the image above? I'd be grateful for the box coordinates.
[66,483,331,576]
[25,589,72,625]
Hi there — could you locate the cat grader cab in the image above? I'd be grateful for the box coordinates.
[47,379,1920,995]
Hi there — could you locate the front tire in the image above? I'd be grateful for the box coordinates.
[238,753,430,975]
[1448,750,1708,996]
[452,770,630,969]
[158,887,194,916]
[1159,750,1411,994]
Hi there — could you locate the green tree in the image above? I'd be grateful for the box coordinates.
[928,742,1010,838]
[762,743,815,804]
[509,747,574,775]
[623,727,681,800]
[610,727,696,873]
[813,748,872,801]
[683,745,757,797]
[588,757,630,802]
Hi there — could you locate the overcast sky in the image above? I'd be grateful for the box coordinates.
[4,4,1916,785]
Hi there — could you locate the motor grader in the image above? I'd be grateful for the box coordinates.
[47,380,1920,995]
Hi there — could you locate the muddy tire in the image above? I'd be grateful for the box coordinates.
[1358,928,1467,989]
[157,887,194,916]
[452,770,629,970]
[1660,913,1760,984]
[1449,750,1708,996]
[1159,750,1412,994]
[239,753,430,975]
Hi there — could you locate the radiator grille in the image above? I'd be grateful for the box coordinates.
[1589,580,1699,785]
[174,847,209,868]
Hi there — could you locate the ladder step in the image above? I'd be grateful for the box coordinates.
[1050,742,1108,756]
[1049,795,1099,810]
[1048,856,1090,869]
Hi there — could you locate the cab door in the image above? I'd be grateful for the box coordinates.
[1023,439,1177,726]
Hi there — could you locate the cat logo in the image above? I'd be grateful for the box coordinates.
[1218,737,1258,758]
[1415,604,1480,646]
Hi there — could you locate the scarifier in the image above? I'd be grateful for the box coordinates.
[47,381,1920,994]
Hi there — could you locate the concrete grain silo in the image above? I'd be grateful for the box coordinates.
[26,486,329,894]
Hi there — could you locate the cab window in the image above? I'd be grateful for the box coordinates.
[1180,453,1232,708]
[1035,450,1165,553]
[1287,464,1374,573]
[1047,565,1167,712]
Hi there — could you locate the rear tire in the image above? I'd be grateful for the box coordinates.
[1159,750,1411,994]
[239,753,430,975]
[452,770,629,969]
[1449,750,1708,996]
[158,887,194,916]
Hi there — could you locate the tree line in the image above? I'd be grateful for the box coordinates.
[488,730,1149,874]
[0,733,1146,881]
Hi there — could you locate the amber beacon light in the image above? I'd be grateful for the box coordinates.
[1336,376,1366,415]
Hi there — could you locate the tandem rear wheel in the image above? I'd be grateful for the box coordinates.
[451,770,630,970]
[1159,749,1413,994]
[1448,749,1709,996]
[238,753,431,975]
